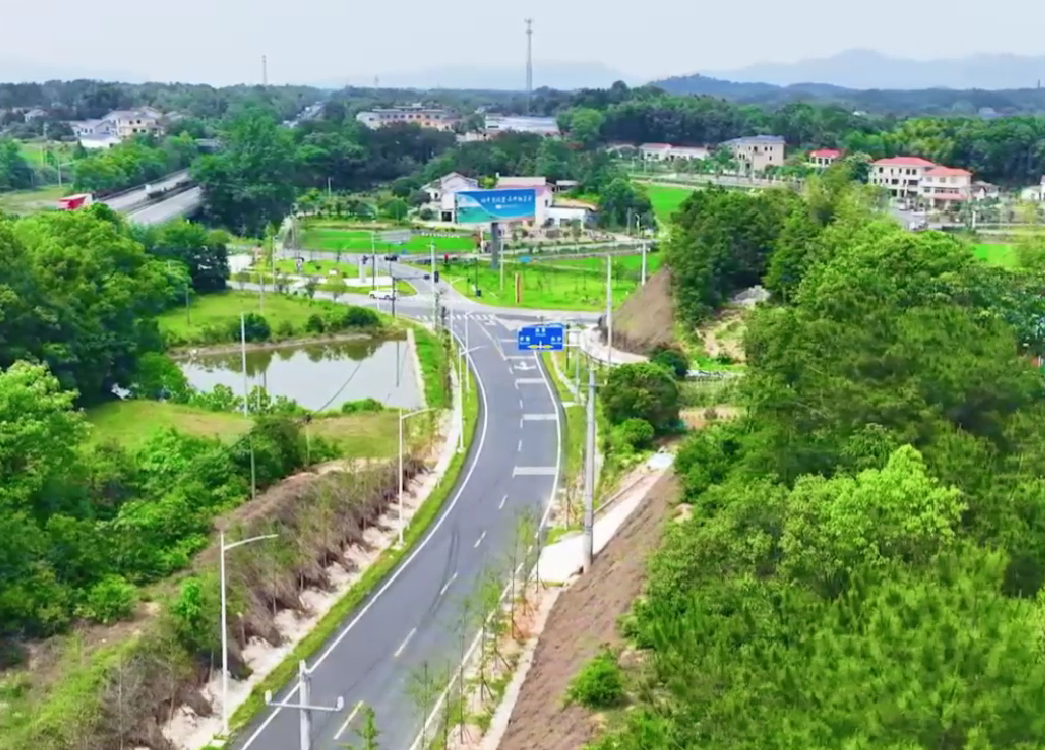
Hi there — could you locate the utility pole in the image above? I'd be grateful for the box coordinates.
[265,661,344,750]
[641,241,648,286]
[240,314,257,500]
[582,367,596,571]
[525,18,534,114]
[605,254,613,368]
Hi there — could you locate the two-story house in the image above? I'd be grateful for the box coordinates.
[103,108,162,137]
[724,135,786,173]
[920,167,972,207]
[869,156,938,199]
[422,172,479,222]
[495,176,553,225]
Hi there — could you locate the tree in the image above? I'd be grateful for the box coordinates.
[141,220,230,293]
[327,275,346,302]
[380,197,408,221]
[192,108,298,236]
[600,362,679,433]
[0,138,33,191]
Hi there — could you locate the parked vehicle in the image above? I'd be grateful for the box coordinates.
[368,289,397,300]
[56,193,94,210]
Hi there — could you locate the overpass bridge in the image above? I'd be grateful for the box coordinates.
[97,170,203,225]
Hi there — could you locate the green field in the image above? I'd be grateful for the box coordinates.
[536,252,665,278]
[300,227,477,254]
[646,184,695,224]
[430,259,640,311]
[0,184,67,214]
[973,243,1017,267]
[17,139,75,165]
[86,400,401,456]
[157,290,379,340]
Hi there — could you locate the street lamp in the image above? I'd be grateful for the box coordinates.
[399,408,434,546]
[456,345,484,453]
[220,530,278,734]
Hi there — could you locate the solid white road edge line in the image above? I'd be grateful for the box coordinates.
[333,700,365,741]
[239,321,491,750]
[407,349,562,750]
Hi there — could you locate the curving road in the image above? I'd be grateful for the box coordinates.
[233,268,599,750]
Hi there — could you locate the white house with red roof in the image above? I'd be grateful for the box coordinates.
[869,156,938,199]
[920,166,973,207]
[809,148,843,168]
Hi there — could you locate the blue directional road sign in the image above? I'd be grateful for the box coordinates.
[517,324,564,351]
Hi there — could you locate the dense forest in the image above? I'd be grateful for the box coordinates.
[587,173,1045,749]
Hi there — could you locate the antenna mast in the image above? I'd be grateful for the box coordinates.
[261,55,268,85]
[525,18,533,112]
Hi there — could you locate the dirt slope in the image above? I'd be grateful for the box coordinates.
[496,472,678,750]
[601,266,674,355]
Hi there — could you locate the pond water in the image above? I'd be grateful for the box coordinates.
[178,337,422,411]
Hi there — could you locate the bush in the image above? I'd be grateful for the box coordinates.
[618,418,655,450]
[649,344,689,379]
[567,647,624,709]
[82,574,138,624]
[276,319,296,339]
[340,398,384,414]
[339,306,380,328]
[227,312,271,343]
[305,313,326,333]
[600,363,680,433]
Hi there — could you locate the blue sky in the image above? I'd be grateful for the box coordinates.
[1,0,1038,86]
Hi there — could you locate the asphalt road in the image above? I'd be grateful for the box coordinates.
[233,272,596,750]
[101,170,190,213]
[125,185,201,225]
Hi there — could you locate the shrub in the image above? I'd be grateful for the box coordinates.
[340,398,384,414]
[228,312,271,343]
[82,574,138,624]
[567,647,624,709]
[649,344,689,379]
[340,306,380,328]
[618,418,655,450]
[276,319,296,339]
[600,362,680,433]
[305,313,326,333]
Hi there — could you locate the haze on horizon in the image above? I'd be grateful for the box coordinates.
[1,0,1038,87]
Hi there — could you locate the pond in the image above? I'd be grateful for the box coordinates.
[177,336,423,412]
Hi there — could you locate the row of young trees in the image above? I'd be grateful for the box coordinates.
[590,177,1045,748]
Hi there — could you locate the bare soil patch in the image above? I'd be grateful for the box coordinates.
[680,405,741,430]
[700,305,748,362]
[495,472,678,750]
[602,266,674,355]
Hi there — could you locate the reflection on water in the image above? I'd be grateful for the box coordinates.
[178,338,421,411]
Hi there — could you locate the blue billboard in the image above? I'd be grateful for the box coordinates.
[456,188,536,224]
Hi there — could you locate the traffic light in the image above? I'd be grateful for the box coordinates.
[433,270,440,283]
[443,253,449,265]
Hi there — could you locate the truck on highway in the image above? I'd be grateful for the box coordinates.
[56,193,94,210]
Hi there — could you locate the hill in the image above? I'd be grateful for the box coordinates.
[700,49,1045,91]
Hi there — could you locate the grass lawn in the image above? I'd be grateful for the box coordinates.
[17,139,75,164]
[537,252,664,278]
[300,227,478,255]
[235,266,415,296]
[86,401,249,446]
[973,243,1017,267]
[646,184,695,224]
[156,291,377,341]
[87,399,402,457]
[430,259,639,311]
[0,184,67,214]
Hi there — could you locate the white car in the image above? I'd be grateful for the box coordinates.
[368,289,397,300]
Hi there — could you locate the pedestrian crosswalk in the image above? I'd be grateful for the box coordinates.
[410,313,503,325]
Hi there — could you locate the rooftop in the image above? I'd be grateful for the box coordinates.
[924,166,972,177]
[639,142,672,149]
[809,148,843,158]
[872,156,937,168]
[726,135,785,144]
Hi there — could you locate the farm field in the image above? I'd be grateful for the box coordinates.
[973,243,1017,267]
[645,183,694,224]
[536,252,665,278]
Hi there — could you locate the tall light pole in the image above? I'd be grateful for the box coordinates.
[456,345,484,452]
[240,314,257,499]
[220,530,278,734]
[399,407,434,546]
[605,253,613,368]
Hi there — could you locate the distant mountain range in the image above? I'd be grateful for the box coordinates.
[682,49,1045,91]
[322,61,632,92]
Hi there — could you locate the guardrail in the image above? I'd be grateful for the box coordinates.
[97,169,190,202]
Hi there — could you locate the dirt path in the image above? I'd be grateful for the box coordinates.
[495,472,677,750]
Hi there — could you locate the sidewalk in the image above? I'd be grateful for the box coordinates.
[536,450,674,584]
[580,325,647,366]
